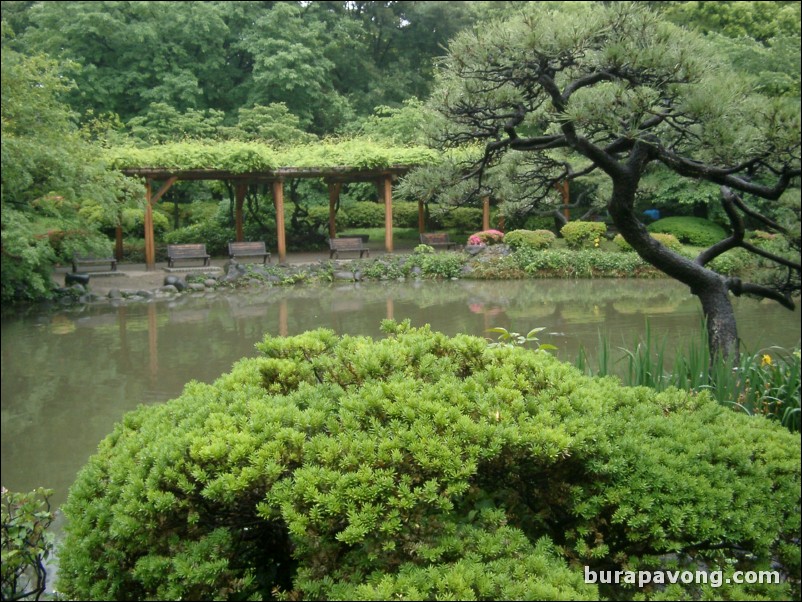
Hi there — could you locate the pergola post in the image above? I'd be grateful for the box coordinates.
[144,180,155,270]
[235,182,246,242]
[115,224,124,261]
[273,180,287,263]
[144,176,177,270]
[559,180,570,220]
[328,182,340,240]
[381,175,393,253]
[418,200,425,234]
[482,196,491,230]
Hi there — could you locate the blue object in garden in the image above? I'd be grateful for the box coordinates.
[643,209,660,222]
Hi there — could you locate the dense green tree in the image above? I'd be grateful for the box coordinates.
[657,0,801,42]
[237,2,355,133]
[428,2,801,357]
[1,26,132,301]
[13,1,235,120]
[5,1,483,134]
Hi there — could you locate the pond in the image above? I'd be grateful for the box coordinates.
[2,278,800,509]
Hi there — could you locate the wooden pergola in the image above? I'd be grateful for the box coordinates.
[120,165,437,270]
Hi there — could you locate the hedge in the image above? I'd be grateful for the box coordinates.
[57,324,800,601]
[647,217,727,247]
[560,221,608,249]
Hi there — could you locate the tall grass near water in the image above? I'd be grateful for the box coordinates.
[575,322,801,432]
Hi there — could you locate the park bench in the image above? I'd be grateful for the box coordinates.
[329,237,370,259]
[420,232,458,251]
[167,244,211,268]
[72,255,117,273]
[228,241,271,264]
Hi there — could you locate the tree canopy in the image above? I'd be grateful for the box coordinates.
[427,1,801,355]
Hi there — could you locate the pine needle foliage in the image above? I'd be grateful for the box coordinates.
[58,323,800,601]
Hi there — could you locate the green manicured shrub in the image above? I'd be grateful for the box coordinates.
[468,229,505,246]
[505,229,556,250]
[522,214,557,231]
[647,216,727,246]
[341,201,385,228]
[57,324,800,601]
[163,221,236,256]
[613,232,682,252]
[432,206,484,232]
[560,221,607,249]
[391,201,421,228]
[513,248,662,278]
[304,205,338,230]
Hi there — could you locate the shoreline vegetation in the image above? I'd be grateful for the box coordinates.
[40,240,773,307]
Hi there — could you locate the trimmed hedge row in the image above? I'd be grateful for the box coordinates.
[58,324,800,601]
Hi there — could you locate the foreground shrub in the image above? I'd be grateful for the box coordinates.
[58,324,800,601]
[560,221,607,249]
[505,229,556,250]
[647,216,727,246]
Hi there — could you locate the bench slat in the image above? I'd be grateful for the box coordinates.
[167,244,210,267]
[228,242,271,264]
[329,238,369,259]
[73,256,117,272]
[420,233,457,250]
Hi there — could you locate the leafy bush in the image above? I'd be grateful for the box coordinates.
[1,211,58,303]
[468,229,505,246]
[432,206,484,232]
[613,232,682,252]
[647,216,727,246]
[121,208,169,238]
[58,324,800,601]
[1,487,55,601]
[341,201,385,228]
[390,201,421,229]
[513,248,662,278]
[163,221,236,256]
[505,229,556,250]
[560,221,607,249]
[522,214,558,231]
[418,251,465,279]
[707,247,752,275]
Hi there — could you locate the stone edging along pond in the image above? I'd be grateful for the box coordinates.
[48,244,721,308]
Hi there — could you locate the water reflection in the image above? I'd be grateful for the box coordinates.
[2,279,799,508]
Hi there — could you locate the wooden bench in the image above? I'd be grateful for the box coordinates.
[167,244,210,268]
[329,237,370,259]
[72,255,117,272]
[228,241,271,264]
[420,232,458,251]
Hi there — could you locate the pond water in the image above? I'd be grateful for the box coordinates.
[2,278,800,509]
